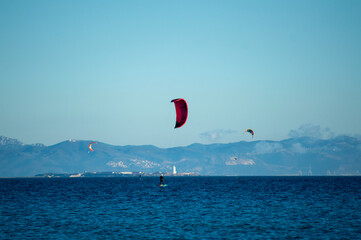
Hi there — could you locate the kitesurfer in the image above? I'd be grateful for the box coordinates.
[160,175,165,185]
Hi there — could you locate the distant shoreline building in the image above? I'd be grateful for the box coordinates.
[173,165,177,175]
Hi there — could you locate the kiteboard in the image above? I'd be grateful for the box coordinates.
[158,184,168,187]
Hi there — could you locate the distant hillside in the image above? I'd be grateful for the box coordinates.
[0,135,361,177]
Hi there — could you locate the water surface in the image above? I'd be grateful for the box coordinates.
[1,176,360,239]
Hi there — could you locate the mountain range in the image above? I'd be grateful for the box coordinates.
[1,135,361,177]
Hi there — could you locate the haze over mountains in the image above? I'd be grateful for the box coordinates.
[1,135,361,177]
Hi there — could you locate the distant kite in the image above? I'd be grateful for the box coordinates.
[171,98,188,128]
[89,142,97,152]
[245,129,254,137]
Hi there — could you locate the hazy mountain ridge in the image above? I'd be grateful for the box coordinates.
[0,136,360,177]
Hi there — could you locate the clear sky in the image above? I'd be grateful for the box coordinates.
[1,0,361,147]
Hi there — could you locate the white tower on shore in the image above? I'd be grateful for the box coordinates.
[173,165,177,174]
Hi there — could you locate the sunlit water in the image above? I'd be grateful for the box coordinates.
[1,177,361,239]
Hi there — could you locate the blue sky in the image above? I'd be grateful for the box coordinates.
[1,0,361,147]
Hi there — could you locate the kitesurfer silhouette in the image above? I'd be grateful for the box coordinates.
[160,175,165,185]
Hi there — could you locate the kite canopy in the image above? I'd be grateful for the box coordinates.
[245,129,254,137]
[89,142,97,152]
[171,98,188,128]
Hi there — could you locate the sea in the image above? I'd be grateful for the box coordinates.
[1,176,361,239]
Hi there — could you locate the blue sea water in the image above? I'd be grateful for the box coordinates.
[1,176,361,239]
